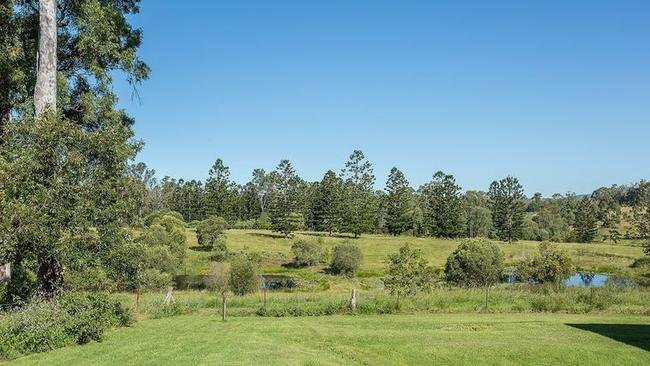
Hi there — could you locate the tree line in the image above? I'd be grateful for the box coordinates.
[130,153,650,244]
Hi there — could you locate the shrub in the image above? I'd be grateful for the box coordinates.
[515,242,573,287]
[444,238,504,287]
[383,244,434,305]
[209,236,229,262]
[291,239,323,266]
[196,216,229,248]
[0,292,130,359]
[631,257,650,268]
[64,267,115,292]
[330,242,362,276]
[229,257,259,296]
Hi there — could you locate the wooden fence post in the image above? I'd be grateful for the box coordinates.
[350,288,357,311]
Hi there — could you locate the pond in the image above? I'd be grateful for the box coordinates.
[503,272,618,288]
[173,274,296,290]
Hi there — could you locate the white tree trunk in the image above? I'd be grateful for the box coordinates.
[34,0,57,115]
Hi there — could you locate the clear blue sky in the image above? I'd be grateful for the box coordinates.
[114,0,650,196]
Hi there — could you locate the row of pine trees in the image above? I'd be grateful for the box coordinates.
[130,151,648,243]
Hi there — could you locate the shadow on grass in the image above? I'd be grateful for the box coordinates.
[247,232,287,239]
[189,245,213,252]
[567,324,650,351]
[301,232,358,239]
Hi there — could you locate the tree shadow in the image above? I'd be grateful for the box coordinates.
[566,324,650,352]
[189,245,213,252]
[301,232,357,239]
[247,232,287,239]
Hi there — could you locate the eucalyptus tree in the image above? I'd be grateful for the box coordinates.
[0,0,148,299]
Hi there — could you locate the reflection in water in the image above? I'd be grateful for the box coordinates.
[503,272,612,287]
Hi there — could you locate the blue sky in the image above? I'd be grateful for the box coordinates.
[115,0,650,196]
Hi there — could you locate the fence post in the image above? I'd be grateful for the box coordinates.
[350,288,357,311]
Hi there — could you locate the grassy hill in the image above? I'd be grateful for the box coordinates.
[181,229,646,278]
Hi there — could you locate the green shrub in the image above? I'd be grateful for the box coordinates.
[0,292,130,359]
[631,257,650,268]
[444,238,504,287]
[291,239,323,266]
[330,242,362,276]
[229,257,259,296]
[59,292,131,344]
[209,236,229,262]
[64,267,115,292]
[196,216,229,248]
[515,242,573,287]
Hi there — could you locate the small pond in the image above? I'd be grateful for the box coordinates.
[503,272,620,288]
[173,274,296,290]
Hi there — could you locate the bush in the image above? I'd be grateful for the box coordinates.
[515,242,573,287]
[291,239,323,266]
[64,267,115,292]
[229,257,259,296]
[631,257,650,268]
[209,236,229,262]
[0,292,130,359]
[196,216,229,248]
[444,238,504,287]
[330,242,362,276]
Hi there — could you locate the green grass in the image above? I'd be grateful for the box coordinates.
[180,229,646,276]
[8,313,650,365]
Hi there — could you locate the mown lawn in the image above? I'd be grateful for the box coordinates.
[181,229,646,276]
[8,313,650,365]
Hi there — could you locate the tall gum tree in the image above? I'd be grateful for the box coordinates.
[33,0,57,115]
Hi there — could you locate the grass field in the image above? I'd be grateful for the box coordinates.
[8,313,650,365]
[181,229,646,277]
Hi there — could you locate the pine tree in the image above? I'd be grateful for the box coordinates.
[385,167,412,235]
[488,176,526,243]
[339,150,376,237]
[205,159,239,221]
[574,198,599,242]
[313,170,342,234]
[634,182,650,255]
[268,160,303,237]
[422,171,465,238]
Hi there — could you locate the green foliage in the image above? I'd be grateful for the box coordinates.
[312,170,342,234]
[291,239,323,267]
[574,198,598,242]
[383,244,434,301]
[633,182,650,255]
[0,292,130,359]
[422,171,465,238]
[488,176,526,242]
[330,242,362,276]
[0,112,139,298]
[229,257,259,296]
[196,216,228,248]
[268,160,304,237]
[205,159,239,221]
[339,150,376,237]
[444,238,504,287]
[463,191,493,238]
[3,262,36,304]
[384,167,412,235]
[515,242,573,287]
[209,236,229,262]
